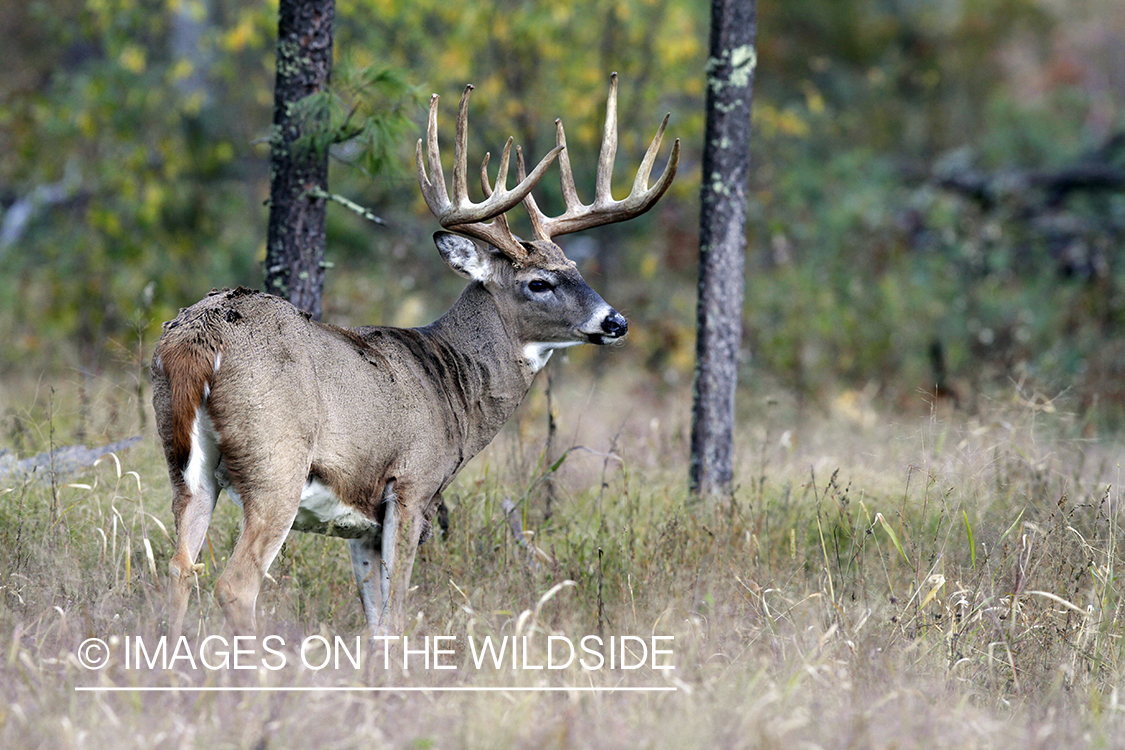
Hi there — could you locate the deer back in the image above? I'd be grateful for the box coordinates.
[152,286,532,515]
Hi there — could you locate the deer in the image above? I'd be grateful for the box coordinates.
[151,73,679,639]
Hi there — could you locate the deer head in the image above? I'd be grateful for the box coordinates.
[416,72,680,369]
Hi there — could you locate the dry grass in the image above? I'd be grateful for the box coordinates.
[2,365,1125,749]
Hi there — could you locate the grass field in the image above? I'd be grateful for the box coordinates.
[2,364,1125,749]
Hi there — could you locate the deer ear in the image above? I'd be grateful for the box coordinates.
[434,231,498,282]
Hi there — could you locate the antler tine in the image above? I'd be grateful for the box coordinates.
[492,137,515,199]
[515,146,550,242]
[629,118,680,209]
[554,119,583,214]
[479,152,494,197]
[416,94,448,216]
[478,151,513,239]
[418,84,564,262]
[451,85,473,207]
[594,72,620,206]
[521,73,680,241]
[633,113,671,194]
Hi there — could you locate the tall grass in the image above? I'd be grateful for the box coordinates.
[1,370,1124,748]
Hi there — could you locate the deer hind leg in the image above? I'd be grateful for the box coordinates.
[214,469,304,636]
[168,406,221,641]
[377,480,428,636]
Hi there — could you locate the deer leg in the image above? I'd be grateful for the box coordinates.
[214,476,303,636]
[348,532,383,634]
[377,480,426,636]
[167,409,221,641]
[168,483,217,641]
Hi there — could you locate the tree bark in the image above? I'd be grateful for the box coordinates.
[264,0,335,320]
[690,0,756,498]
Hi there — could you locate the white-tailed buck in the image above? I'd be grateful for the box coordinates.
[152,74,678,638]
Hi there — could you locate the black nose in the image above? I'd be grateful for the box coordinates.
[602,311,628,338]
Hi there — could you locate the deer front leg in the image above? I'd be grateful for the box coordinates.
[348,532,383,634]
[377,480,426,636]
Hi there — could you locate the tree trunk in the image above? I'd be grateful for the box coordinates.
[264,0,335,320]
[690,0,756,498]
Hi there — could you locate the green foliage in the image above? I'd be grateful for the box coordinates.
[743,45,1125,415]
[292,60,420,177]
[0,0,278,371]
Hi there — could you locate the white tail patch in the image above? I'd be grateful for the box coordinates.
[183,405,220,501]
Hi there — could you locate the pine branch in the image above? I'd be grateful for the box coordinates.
[305,186,386,226]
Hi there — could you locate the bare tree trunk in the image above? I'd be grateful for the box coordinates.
[690,0,756,498]
[264,0,335,320]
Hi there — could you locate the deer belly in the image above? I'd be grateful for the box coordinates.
[221,471,378,539]
[291,479,380,538]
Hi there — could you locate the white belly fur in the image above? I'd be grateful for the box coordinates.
[224,474,377,538]
[291,479,380,538]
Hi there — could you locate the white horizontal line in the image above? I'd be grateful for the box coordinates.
[75,685,676,693]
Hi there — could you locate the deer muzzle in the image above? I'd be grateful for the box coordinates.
[586,309,628,345]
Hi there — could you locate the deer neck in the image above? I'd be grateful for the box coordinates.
[419,282,537,457]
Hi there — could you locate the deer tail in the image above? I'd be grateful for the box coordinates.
[154,338,221,471]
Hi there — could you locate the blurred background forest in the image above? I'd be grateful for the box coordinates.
[2,0,1125,429]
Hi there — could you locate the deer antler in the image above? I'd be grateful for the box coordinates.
[518,72,680,242]
[417,85,562,264]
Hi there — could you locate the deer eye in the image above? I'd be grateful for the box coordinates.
[527,279,554,294]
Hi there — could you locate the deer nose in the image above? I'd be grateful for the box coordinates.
[602,310,628,338]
